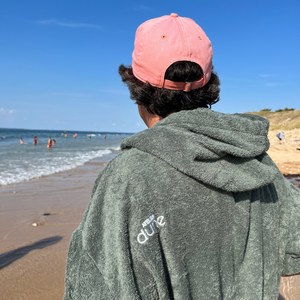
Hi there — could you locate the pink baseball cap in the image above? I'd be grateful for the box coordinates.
[132,13,213,92]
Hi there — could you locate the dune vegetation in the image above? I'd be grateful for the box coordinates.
[246,108,300,131]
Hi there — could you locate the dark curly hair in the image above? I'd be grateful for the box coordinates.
[118,61,220,118]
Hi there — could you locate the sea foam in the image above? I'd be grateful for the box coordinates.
[0,149,112,185]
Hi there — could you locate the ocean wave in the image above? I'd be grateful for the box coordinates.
[0,149,112,186]
[109,146,121,151]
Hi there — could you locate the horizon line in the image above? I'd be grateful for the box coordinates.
[0,126,134,134]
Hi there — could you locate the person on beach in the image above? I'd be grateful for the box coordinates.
[64,14,300,300]
[277,131,284,144]
[19,138,23,144]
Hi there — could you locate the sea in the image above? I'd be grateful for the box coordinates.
[0,128,131,186]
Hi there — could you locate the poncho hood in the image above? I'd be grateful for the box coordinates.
[121,108,278,192]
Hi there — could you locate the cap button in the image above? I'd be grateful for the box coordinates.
[170,13,178,18]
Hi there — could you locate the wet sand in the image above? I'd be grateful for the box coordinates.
[1,146,300,299]
[0,161,106,300]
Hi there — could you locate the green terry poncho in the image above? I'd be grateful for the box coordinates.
[64,108,300,300]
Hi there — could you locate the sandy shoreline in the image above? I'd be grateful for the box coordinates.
[0,160,106,300]
[0,143,300,299]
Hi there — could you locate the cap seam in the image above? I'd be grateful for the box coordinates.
[158,17,183,87]
[159,18,188,87]
[135,17,168,63]
[177,17,190,60]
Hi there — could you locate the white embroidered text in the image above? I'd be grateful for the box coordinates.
[137,215,165,244]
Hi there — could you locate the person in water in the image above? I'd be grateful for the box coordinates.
[33,136,40,145]
[52,139,56,145]
[64,14,300,300]
[47,139,52,148]
[20,138,23,145]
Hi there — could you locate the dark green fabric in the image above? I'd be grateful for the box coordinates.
[64,108,300,300]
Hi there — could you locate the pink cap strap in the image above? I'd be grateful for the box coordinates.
[163,77,205,91]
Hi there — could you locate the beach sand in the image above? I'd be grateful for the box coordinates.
[1,139,300,299]
[0,161,105,300]
[268,129,300,176]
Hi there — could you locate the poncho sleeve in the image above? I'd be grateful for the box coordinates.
[63,154,162,300]
[282,181,300,275]
[63,170,115,300]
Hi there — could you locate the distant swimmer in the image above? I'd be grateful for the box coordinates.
[47,139,52,148]
[88,134,92,139]
[65,133,68,138]
[61,133,64,135]
[20,138,24,145]
[33,136,40,145]
[104,134,106,140]
[52,139,56,145]
[73,133,77,139]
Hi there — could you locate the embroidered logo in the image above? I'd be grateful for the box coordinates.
[137,215,165,244]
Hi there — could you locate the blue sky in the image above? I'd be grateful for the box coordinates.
[1,0,299,132]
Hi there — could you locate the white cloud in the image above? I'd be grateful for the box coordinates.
[36,19,102,30]
[112,123,116,126]
[0,108,16,114]
[0,108,16,122]
[136,122,142,127]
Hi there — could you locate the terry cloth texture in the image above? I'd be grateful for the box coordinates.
[64,108,300,300]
